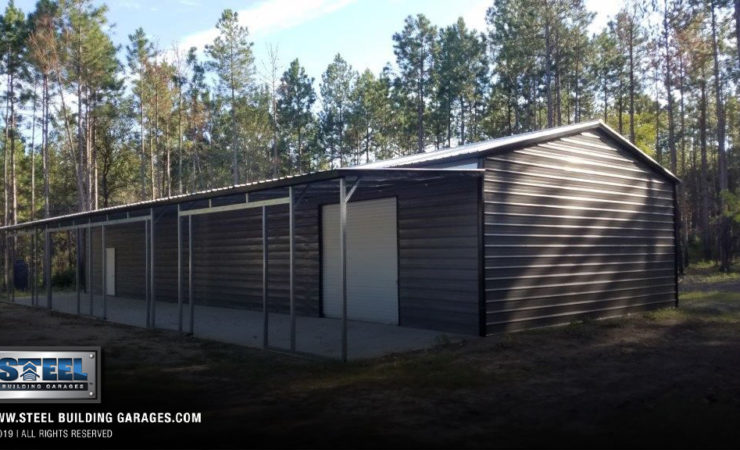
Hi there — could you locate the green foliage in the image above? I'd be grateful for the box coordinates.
[721,190,740,224]
[1,1,740,277]
[51,267,75,289]
[392,14,437,153]
[319,54,356,167]
[277,59,316,174]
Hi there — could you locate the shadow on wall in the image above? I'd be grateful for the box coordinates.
[484,133,676,333]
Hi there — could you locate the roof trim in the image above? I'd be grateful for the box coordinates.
[357,120,680,184]
[0,168,482,232]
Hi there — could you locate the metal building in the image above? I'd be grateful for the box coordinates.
[0,121,679,360]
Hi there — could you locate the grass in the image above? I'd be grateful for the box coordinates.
[2,262,740,448]
[681,259,740,285]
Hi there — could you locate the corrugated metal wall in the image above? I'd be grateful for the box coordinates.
[86,179,480,335]
[180,203,319,314]
[483,130,677,333]
[90,223,147,298]
[396,179,480,334]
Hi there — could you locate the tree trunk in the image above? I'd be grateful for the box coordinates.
[460,97,466,145]
[151,85,158,200]
[663,0,677,175]
[711,0,730,271]
[2,65,9,294]
[166,124,171,198]
[231,86,239,184]
[55,69,82,210]
[139,70,146,200]
[554,25,562,126]
[574,53,580,123]
[43,74,50,219]
[10,73,17,227]
[628,16,636,143]
[735,0,740,68]
[91,105,98,210]
[77,29,86,211]
[417,59,424,153]
[699,72,711,260]
[178,85,183,194]
[545,14,553,128]
[30,78,38,221]
[42,75,50,218]
[617,77,623,134]
[678,54,686,175]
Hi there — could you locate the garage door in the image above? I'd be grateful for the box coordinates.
[322,197,398,324]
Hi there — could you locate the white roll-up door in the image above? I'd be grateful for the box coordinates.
[322,197,398,324]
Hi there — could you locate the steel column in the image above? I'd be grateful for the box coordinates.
[102,225,107,320]
[188,215,194,334]
[3,231,6,302]
[145,220,150,327]
[10,231,15,304]
[177,205,183,332]
[150,209,155,328]
[262,205,268,348]
[87,223,92,315]
[289,186,295,352]
[31,229,36,306]
[339,177,348,362]
[45,228,51,309]
[76,227,80,314]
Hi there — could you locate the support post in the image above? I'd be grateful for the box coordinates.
[177,205,182,333]
[87,223,92,315]
[31,229,36,306]
[10,231,15,304]
[145,220,150,327]
[76,227,80,314]
[289,186,295,352]
[3,231,6,302]
[150,208,155,328]
[102,225,107,320]
[45,228,51,309]
[339,177,348,362]
[262,205,268,348]
[188,215,194,334]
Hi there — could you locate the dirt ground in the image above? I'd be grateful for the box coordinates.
[1,265,740,449]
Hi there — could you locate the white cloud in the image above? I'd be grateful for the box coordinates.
[117,0,143,10]
[179,0,355,53]
[461,0,490,33]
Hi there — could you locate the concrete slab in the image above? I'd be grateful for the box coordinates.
[7,293,469,360]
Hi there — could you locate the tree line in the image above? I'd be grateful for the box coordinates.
[1,0,739,276]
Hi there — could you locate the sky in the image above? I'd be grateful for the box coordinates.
[12,0,622,87]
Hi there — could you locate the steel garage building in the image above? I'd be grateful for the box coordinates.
[1,120,680,359]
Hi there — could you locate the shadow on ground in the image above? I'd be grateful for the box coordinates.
[0,268,739,448]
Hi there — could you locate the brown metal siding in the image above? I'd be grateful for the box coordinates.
[396,178,480,334]
[317,179,480,334]
[90,223,148,298]
[483,130,677,333]
[87,179,479,334]
[175,203,319,314]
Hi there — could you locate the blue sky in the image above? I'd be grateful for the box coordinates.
[12,0,621,85]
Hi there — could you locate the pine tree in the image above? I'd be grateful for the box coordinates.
[126,27,153,200]
[393,14,437,153]
[205,9,254,184]
[319,54,356,168]
[277,59,315,174]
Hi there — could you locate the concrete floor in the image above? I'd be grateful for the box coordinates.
[10,292,466,360]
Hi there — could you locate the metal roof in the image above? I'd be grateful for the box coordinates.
[0,168,483,232]
[356,120,680,184]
